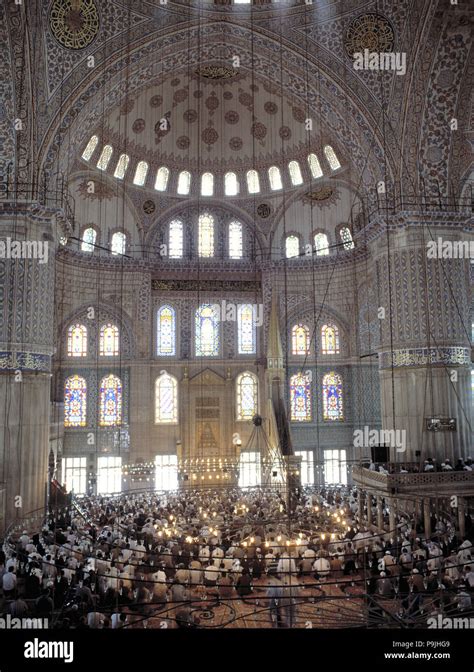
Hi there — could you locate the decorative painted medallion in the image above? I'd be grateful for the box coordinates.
[195,65,237,80]
[344,13,395,57]
[49,0,99,50]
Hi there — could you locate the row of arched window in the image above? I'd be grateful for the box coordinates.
[64,369,343,428]
[80,229,127,255]
[66,315,341,359]
[67,323,119,357]
[82,135,341,196]
[64,371,258,427]
[285,228,354,259]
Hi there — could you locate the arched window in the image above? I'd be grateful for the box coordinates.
[67,324,88,357]
[177,170,191,195]
[236,372,258,420]
[111,231,126,255]
[321,324,340,354]
[133,161,149,186]
[157,305,176,356]
[324,145,341,170]
[229,220,243,259]
[155,373,178,423]
[285,235,299,259]
[268,166,282,191]
[322,371,343,421]
[291,324,310,356]
[290,373,312,422]
[225,172,239,196]
[64,375,87,427]
[168,220,183,259]
[97,145,113,171]
[238,304,256,354]
[195,304,219,356]
[113,153,130,179]
[288,160,303,186]
[198,213,214,257]
[99,374,122,426]
[99,323,119,356]
[201,172,214,196]
[155,166,170,192]
[340,227,354,250]
[308,153,323,179]
[82,135,98,161]
[314,232,329,256]
[81,227,96,252]
[246,169,260,194]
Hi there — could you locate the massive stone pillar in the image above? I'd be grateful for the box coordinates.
[371,214,472,463]
[0,203,57,532]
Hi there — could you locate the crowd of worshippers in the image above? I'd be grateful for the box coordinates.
[367,457,474,474]
[1,487,473,629]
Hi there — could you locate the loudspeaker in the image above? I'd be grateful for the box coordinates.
[183,474,189,481]
[371,445,389,463]
[272,471,278,477]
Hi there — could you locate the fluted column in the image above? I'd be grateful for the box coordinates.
[371,214,472,462]
[0,204,56,531]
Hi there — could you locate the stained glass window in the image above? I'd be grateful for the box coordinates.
[340,227,354,250]
[67,324,87,357]
[133,161,149,186]
[229,221,243,259]
[82,135,98,161]
[238,304,256,354]
[114,153,130,179]
[177,170,191,195]
[285,235,299,258]
[81,227,96,252]
[225,172,239,196]
[268,166,282,190]
[201,172,214,196]
[169,220,183,258]
[246,169,260,194]
[99,323,119,356]
[290,373,312,422]
[237,372,258,420]
[99,375,122,426]
[314,232,329,256]
[321,324,340,354]
[308,153,323,179]
[97,144,113,170]
[291,324,310,355]
[322,371,343,421]
[155,373,178,423]
[157,305,176,356]
[155,166,170,191]
[288,160,303,186]
[111,231,126,255]
[324,145,341,170]
[64,375,87,427]
[198,213,214,258]
[195,304,219,356]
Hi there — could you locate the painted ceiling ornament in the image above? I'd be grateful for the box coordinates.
[344,13,395,58]
[251,121,267,143]
[205,93,220,113]
[229,137,243,151]
[76,178,114,201]
[176,135,191,150]
[264,101,278,115]
[202,126,219,147]
[49,0,100,50]
[149,95,163,108]
[303,186,339,208]
[195,65,237,80]
[224,110,239,125]
[292,107,306,123]
[257,203,272,219]
[143,200,156,215]
[279,125,292,140]
[183,109,198,123]
[132,118,145,134]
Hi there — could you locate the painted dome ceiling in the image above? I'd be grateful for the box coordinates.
[96,70,321,174]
